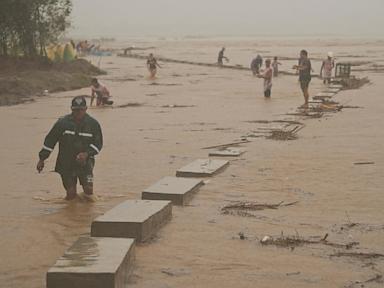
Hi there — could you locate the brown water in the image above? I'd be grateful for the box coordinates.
[1,37,383,287]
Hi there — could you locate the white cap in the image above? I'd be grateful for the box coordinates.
[327,52,334,58]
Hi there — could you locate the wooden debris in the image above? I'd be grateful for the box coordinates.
[161,104,195,108]
[331,252,384,260]
[345,274,383,288]
[354,162,375,165]
[245,120,303,125]
[266,129,298,141]
[222,201,298,212]
[260,232,359,249]
[286,112,323,118]
[202,140,250,150]
[117,102,145,108]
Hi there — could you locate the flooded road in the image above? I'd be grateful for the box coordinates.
[1,38,383,287]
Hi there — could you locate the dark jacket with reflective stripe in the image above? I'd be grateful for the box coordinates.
[39,113,103,175]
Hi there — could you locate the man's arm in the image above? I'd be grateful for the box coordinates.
[37,120,62,172]
[320,61,324,76]
[87,121,103,158]
[90,88,96,106]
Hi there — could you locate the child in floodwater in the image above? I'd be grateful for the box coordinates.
[147,53,161,79]
[90,78,113,106]
[320,52,335,84]
[257,59,273,98]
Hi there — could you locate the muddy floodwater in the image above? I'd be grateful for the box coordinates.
[1,37,384,287]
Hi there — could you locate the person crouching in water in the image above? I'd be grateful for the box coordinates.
[257,59,273,98]
[36,96,103,201]
[147,53,161,79]
[91,78,113,106]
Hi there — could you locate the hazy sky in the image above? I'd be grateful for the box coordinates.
[70,0,384,38]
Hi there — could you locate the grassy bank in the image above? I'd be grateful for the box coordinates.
[0,57,105,106]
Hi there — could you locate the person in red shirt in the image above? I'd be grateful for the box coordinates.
[90,78,113,106]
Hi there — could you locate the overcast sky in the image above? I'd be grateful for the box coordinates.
[70,0,384,38]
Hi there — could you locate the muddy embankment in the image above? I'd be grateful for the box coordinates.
[0,57,104,106]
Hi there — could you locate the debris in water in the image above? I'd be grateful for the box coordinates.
[354,162,375,165]
[222,201,298,212]
[331,252,384,260]
[161,104,195,108]
[260,232,359,249]
[345,274,383,288]
[117,102,145,108]
[161,268,191,277]
[202,140,250,150]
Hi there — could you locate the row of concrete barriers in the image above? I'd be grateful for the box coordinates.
[47,157,232,288]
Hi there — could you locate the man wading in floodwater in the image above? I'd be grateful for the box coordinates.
[36,96,103,201]
[147,53,161,79]
[217,47,229,66]
[293,49,312,108]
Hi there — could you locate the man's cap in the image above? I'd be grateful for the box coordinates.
[328,51,334,58]
[71,96,87,110]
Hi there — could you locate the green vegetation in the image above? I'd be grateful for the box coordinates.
[0,0,72,57]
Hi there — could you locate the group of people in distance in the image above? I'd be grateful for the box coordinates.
[90,48,335,110]
[36,47,336,201]
[88,53,162,109]
[219,48,335,108]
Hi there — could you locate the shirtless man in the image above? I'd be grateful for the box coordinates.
[293,50,312,108]
[90,78,113,106]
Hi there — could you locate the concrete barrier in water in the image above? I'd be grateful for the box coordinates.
[209,148,245,157]
[47,237,135,288]
[91,200,172,242]
[176,159,229,178]
[142,176,204,205]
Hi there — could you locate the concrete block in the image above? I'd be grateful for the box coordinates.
[142,176,204,205]
[176,159,229,177]
[209,148,245,157]
[324,88,341,93]
[47,237,135,288]
[91,200,172,242]
[329,84,343,89]
[316,92,336,97]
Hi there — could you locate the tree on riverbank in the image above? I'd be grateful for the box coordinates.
[0,0,72,58]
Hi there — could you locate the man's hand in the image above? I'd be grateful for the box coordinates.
[76,152,88,166]
[37,160,44,173]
